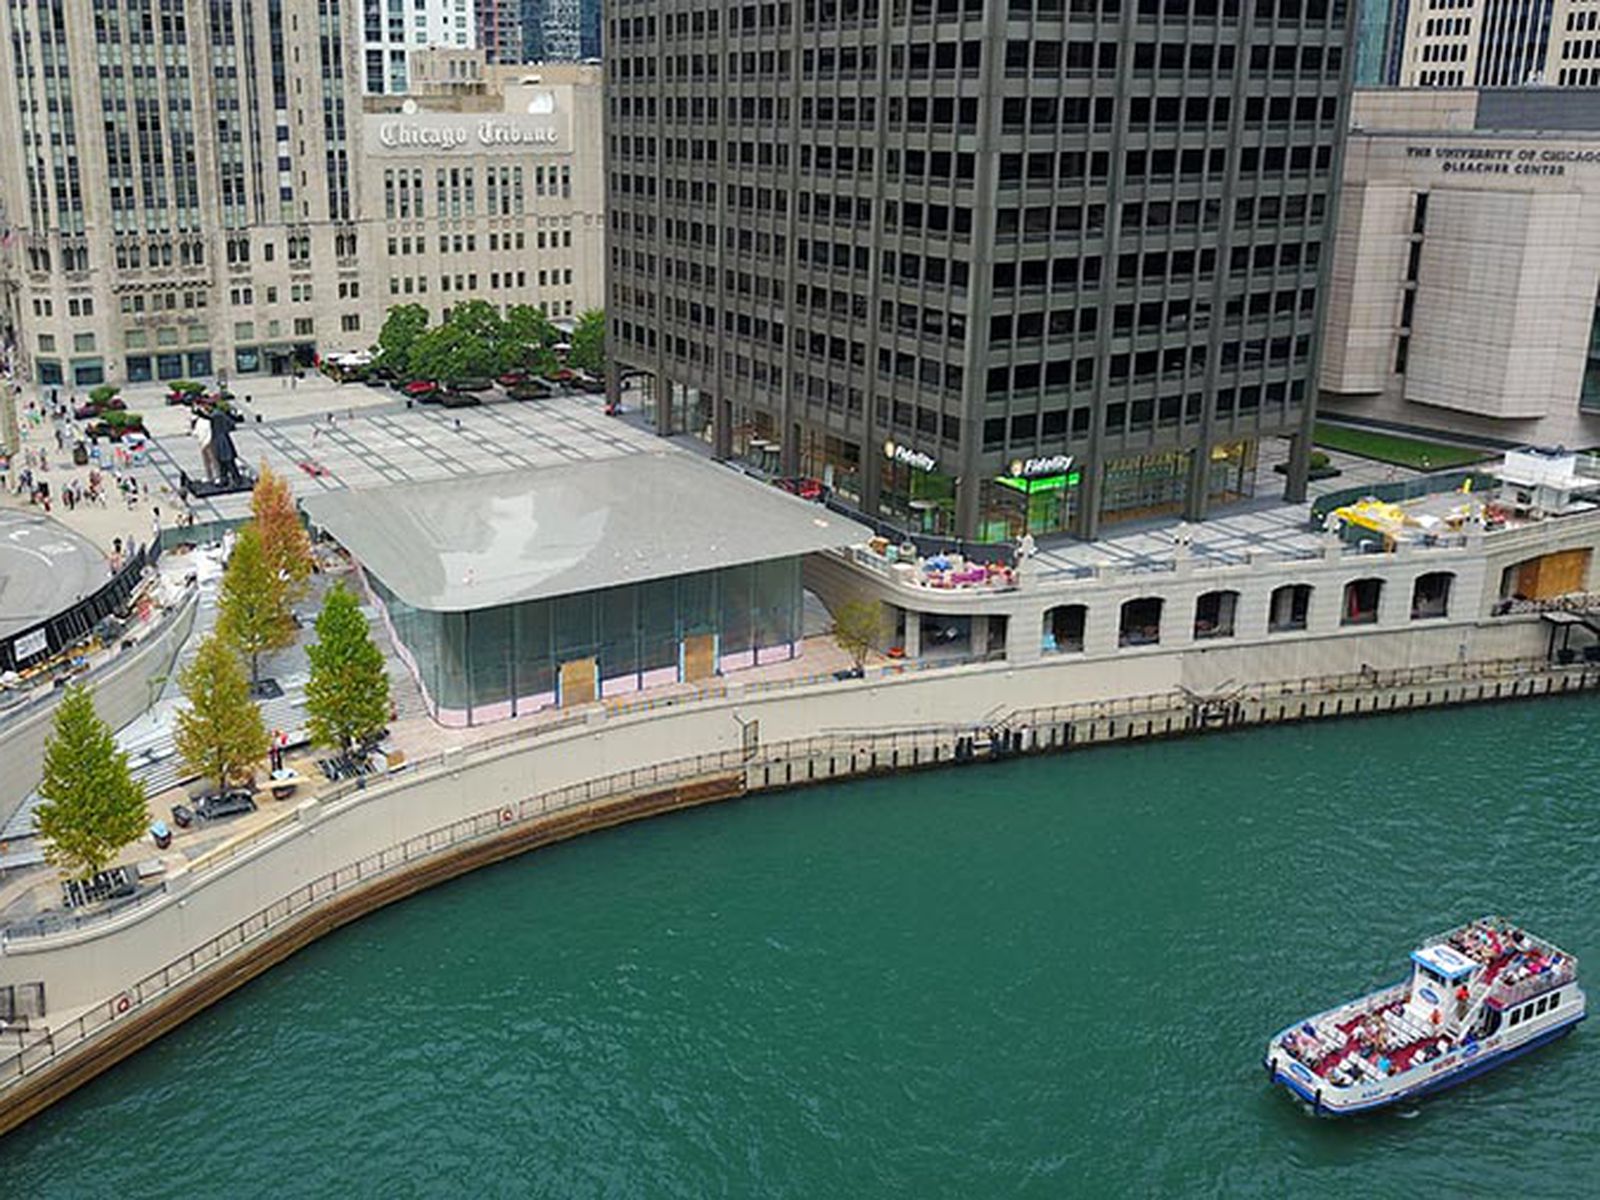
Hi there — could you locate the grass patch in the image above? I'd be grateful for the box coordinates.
[1312,422,1492,471]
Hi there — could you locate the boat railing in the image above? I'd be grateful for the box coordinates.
[1491,960,1578,1009]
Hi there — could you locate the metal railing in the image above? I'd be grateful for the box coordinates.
[2,652,1596,1088]
[0,584,196,736]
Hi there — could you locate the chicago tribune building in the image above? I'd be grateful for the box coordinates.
[607,0,1355,541]
[0,3,601,390]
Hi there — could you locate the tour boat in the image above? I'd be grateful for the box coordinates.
[1264,919,1584,1116]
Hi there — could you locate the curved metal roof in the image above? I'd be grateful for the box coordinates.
[301,452,869,612]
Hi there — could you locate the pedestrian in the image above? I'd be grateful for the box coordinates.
[151,505,161,545]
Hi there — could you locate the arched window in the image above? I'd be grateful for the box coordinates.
[1269,584,1312,633]
[1043,604,1086,653]
[1194,590,1239,639]
[1342,578,1383,626]
[1412,572,1453,619]
[1119,597,1163,647]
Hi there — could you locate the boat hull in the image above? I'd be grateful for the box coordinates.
[1266,1012,1585,1116]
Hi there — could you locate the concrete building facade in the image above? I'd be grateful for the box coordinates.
[605,0,1355,543]
[0,0,604,392]
[1396,0,1600,87]
[1321,89,1600,448]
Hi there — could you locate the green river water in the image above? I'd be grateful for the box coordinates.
[3,698,1597,1196]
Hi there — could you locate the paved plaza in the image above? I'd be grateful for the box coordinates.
[1027,439,1436,578]
[151,387,664,524]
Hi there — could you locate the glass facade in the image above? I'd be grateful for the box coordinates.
[368,558,804,726]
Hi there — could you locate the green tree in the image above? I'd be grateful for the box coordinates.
[175,634,269,789]
[305,583,391,753]
[500,304,561,376]
[374,303,430,378]
[35,685,148,879]
[410,319,496,385]
[88,383,122,408]
[217,523,297,686]
[830,599,881,672]
[568,308,606,375]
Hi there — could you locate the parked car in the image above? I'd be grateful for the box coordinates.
[439,389,482,408]
[194,789,257,821]
[169,803,194,828]
[496,371,528,388]
[73,397,125,420]
[401,379,440,399]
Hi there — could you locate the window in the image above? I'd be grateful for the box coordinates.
[1342,578,1383,626]
[1043,605,1086,654]
[1511,1008,1522,1027]
[1194,591,1239,639]
[1119,597,1163,647]
[1412,572,1453,619]
[1269,584,1312,633]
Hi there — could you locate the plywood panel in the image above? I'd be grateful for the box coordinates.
[558,657,597,707]
[683,634,717,683]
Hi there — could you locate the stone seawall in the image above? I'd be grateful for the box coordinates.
[0,632,1587,1137]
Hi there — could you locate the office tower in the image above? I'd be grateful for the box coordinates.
[477,0,525,63]
[606,1,1354,541]
[580,0,604,59]
[523,0,584,62]
[362,0,476,94]
[1397,0,1600,86]
[1355,0,1410,84]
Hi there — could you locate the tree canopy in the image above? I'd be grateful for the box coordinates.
[305,583,391,754]
[379,301,564,384]
[830,600,881,672]
[36,685,148,879]
[251,462,314,603]
[373,303,430,378]
[217,523,297,685]
[569,309,606,375]
[175,634,269,789]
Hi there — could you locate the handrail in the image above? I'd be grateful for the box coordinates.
[1,653,1596,1087]
[0,650,1566,946]
[0,579,195,736]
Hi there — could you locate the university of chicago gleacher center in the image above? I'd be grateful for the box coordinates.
[303,453,867,726]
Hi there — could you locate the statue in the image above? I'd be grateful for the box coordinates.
[209,406,243,488]
[191,413,217,482]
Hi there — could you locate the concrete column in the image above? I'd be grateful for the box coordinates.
[901,607,921,658]
[1283,430,1312,504]
[1007,608,1042,665]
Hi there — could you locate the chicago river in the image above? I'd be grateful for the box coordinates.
[5,698,1597,1196]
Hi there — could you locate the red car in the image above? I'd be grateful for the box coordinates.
[402,379,439,398]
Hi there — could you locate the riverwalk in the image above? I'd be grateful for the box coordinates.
[1,648,1594,1136]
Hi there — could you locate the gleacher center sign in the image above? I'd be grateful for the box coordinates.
[364,111,568,156]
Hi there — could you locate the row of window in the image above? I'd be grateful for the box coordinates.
[387,269,574,296]
[1045,575,1453,653]
[1507,991,1562,1028]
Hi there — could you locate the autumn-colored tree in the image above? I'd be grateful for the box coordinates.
[251,462,313,603]
[175,634,269,789]
[35,685,148,879]
[217,523,297,686]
